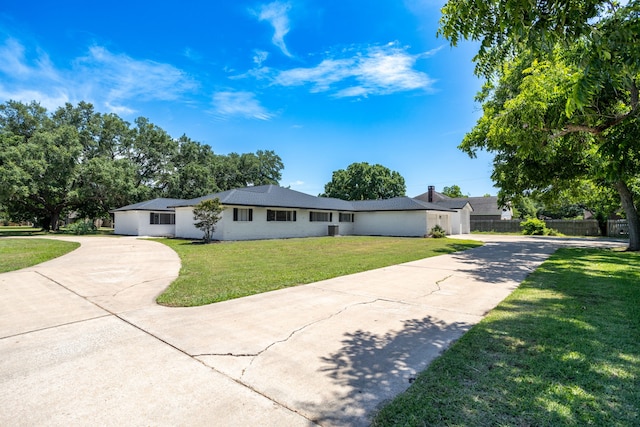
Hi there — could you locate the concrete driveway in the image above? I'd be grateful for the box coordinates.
[0,235,624,426]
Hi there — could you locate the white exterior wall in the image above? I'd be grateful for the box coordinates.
[114,211,140,236]
[175,206,208,239]
[175,206,358,240]
[174,206,450,240]
[450,211,462,235]
[353,211,429,237]
[460,208,471,234]
[114,211,176,237]
[222,208,333,240]
[427,212,452,235]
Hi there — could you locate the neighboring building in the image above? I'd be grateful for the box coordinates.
[414,186,512,221]
[112,185,471,239]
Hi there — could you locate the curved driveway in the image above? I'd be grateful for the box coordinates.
[0,235,625,426]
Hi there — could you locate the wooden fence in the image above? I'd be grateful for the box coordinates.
[471,219,603,236]
[608,219,629,237]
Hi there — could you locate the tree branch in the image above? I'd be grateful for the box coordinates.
[552,80,640,138]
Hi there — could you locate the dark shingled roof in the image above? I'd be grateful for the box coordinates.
[173,185,353,210]
[462,196,505,216]
[433,199,474,210]
[414,189,503,216]
[111,198,187,212]
[170,185,454,212]
[351,197,452,212]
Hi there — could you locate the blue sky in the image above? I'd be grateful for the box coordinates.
[0,0,496,197]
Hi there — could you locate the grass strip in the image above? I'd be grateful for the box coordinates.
[372,247,640,426]
[0,238,80,273]
[155,236,482,307]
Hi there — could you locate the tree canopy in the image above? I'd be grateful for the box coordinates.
[440,1,640,250]
[0,100,284,230]
[442,185,467,198]
[321,162,406,201]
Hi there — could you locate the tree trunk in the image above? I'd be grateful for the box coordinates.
[615,180,640,251]
[50,209,61,232]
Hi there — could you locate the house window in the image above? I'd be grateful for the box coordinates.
[339,213,354,223]
[150,212,175,225]
[233,208,253,221]
[309,211,332,222]
[267,209,296,222]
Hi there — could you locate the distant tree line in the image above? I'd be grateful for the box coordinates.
[0,100,284,230]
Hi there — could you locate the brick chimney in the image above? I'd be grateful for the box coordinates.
[428,185,435,203]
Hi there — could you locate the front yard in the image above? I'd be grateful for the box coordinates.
[372,247,640,426]
[155,236,482,307]
[0,238,80,273]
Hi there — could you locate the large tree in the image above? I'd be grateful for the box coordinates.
[213,150,284,191]
[440,1,640,250]
[0,100,286,229]
[321,162,406,200]
[442,185,467,198]
[165,135,220,199]
[0,101,82,230]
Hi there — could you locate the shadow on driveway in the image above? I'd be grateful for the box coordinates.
[303,316,470,426]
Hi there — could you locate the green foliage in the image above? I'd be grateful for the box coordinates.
[193,198,223,243]
[520,218,561,236]
[373,248,640,426]
[441,1,640,250]
[65,220,97,235]
[213,150,284,191]
[321,162,406,200]
[441,185,466,198]
[155,236,482,306]
[512,196,540,220]
[0,100,285,230]
[521,218,547,235]
[429,224,446,238]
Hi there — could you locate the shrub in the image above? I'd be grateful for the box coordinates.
[521,218,547,235]
[193,198,223,243]
[66,220,97,235]
[430,224,447,238]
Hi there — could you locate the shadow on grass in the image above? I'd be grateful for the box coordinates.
[372,248,640,426]
[445,237,624,285]
[298,316,472,426]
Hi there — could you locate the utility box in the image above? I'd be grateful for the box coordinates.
[328,225,339,236]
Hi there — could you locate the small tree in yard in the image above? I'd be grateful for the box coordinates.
[193,198,223,243]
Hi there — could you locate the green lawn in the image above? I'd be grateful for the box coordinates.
[372,247,640,426]
[0,225,114,237]
[0,226,47,237]
[155,236,482,307]
[0,238,80,273]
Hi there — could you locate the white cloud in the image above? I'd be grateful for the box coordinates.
[253,49,269,66]
[77,46,198,106]
[254,1,293,57]
[274,43,436,97]
[212,91,272,120]
[0,38,33,77]
[0,37,197,115]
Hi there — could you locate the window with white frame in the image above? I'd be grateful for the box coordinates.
[267,209,296,222]
[233,208,253,221]
[149,212,175,225]
[339,213,354,222]
[309,211,332,222]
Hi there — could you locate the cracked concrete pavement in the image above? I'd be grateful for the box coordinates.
[0,234,625,426]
